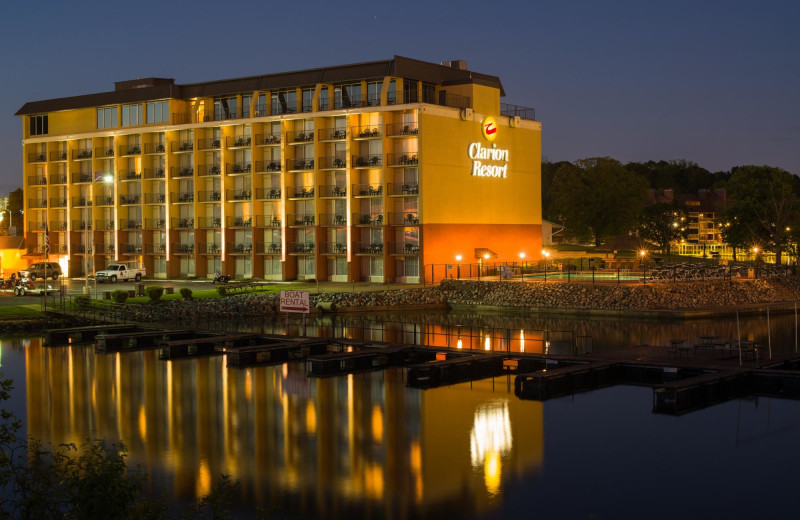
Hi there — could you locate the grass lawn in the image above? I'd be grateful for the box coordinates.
[0,305,46,320]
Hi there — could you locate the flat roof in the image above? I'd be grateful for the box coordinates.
[15,56,504,116]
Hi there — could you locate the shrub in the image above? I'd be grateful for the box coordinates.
[180,287,193,299]
[110,289,129,304]
[144,285,164,302]
[74,294,90,310]
[217,286,228,296]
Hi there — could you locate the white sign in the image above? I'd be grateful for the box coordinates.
[279,290,310,314]
[468,142,509,178]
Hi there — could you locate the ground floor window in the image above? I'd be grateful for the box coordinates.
[235,256,252,278]
[298,256,315,277]
[207,257,221,276]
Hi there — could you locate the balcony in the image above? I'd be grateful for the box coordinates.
[319,156,347,170]
[171,218,194,229]
[49,198,67,208]
[319,213,347,227]
[144,218,166,229]
[27,175,47,186]
[354,213,384,226]
[71,173,93,183]
[501,103,536,121]
[49,220,67,231]
[197,138,221,151]
[388,241,420,255]
[73,244,89,254]
[318,128,347,141]
[255,187,282,200]
[287,130,314,143]
[144,243,167,255]
[387,153,419,167]
[95,219,115,231]
[318,185,347,198]
[287,214,316,227]
[198,190,222,203]
[255,215,282,227]
[28,152,47,163]
[144,143,166,154]
[197,164,221,177]
[353,126,382,139]
[50,174,68,185]
[227,189,252,201]
[226,162,252,174]
[254,104,267,117]
[227,242,253,254]
[226,135,252,148]
[172,191,194,203]
[352,154,382,168]
[144,168,166,180]
[119,194,141,205]
[171,140,194,152]
[260,242,282,254]
[120,170,142,180]
[121,244,143,254]
[388,182,419,196]
[28,221,47,231]
[95,147,115,158]
[28,198,47,208]
[286,158,314,171]
[72,197,91,208]
[288,242,316,254]
[198,243,221,255]
[72,220,91,230]
[197,216,221,228]
[321,242,348,255]
[119,144,142,156]
[354,242,384,254]
[255,132,281,145]
[288,186,315,199]
[255,160,282,173]
[170,166,194,178]
[227,216,252,228]
[172,242,195,254]
[72,149,92,160]
[386,122,419,137]
[49,151,68,161]
[389,212,420,226]
[354,184,383,197]
[96,243,115,254]
[144,192,166,204]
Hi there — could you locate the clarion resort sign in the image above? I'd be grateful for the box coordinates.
[469,116,509,178]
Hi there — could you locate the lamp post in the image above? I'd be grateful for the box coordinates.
[455,254,462,279]
[640,250,647,284]
[0,208,22,235]
[541,249,550,282]
[84,175,113,295]
[519,252,526,281]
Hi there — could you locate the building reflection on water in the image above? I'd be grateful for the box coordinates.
[22,338,544,519]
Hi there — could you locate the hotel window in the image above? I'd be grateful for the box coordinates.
[335,84,361,109]
[214,97,238,120]
[403,80,418,103]
[29,114,48,135]
[366,82,381,106]
[255,93,267,116]
[387,80,397,105]
[242,95,252,118]
[422,83,435,104]
[318,87,329,111]
[146,101,169,124]
[272,91,296,115]
[97,107,117,129]
[121,104,143,126]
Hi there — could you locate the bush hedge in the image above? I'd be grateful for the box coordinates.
[145,285,164,302]
[111,290,129,304]
[179,288,193,299]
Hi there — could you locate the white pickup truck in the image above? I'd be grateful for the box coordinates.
[95,263,146,283]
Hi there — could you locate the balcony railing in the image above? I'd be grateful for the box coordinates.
[171,140,194,152]
[120,144,142,156]
[119,194,141,205]
[286,158,315,171]
[318,128,347,141]
[144,143,166,154]
[49,220,68,231]
[501,103,536,121]
[144,243,167,255]
[353,213,384,226]
[255,215,282,227]
[50,174,68,184]
[170,166,194,178]
[27,175,47,186]
[353,126,382,139]
[71,197,91,208]
[287,213,316,227]
[144,218,166,229]
[321,242,348,255]
[388,212,420,226]
[319,156,347,169]
[388,241,420,255]
[172,191,194,203]
[260,242,282,254]
[143,168,166,180]
[28,152,47,163]
[255,132,281,145]
[255,160,282,172]
[386,153,419,167]
[227,216,253,227]
[28,221,47,231]
[197,138,221,150]
[171,218,195,229]
[72,220,91,230]
[49,151,68,161]
[197,216,222,228]
[144,192,166,204]
[28,198,47,208]
[121,244,143,254]
[255,187,282,200]
[95,219,115,230]
[198,190,222,203]
[319,213,347,226]
[49,198,67,208]
[172,242,195,254]
[72,149,92,160]
[288,242,316,254]
[71,173,93,183]
[288,186,315,198]
[96,243,115,254]
[254,104,267,117]
[318,185,347,198]
[198,242,222,254]
[386,122,419,137]
[95,147,115,158]
[226,189,252,201]
[119,170,142,180]
[354,184,383,197]
[352,154,382,168]
[388,182,419,196]
[226,162,252,174]
[226,135,252,148]
[287,130,314,143]
[227,242,253,254]
[354,242,384,254]
[197,164,221,176]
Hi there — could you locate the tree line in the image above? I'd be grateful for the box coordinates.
[543,158,800,263]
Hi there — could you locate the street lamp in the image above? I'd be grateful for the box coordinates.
[84,175,113,295]
[455,254,462,279]
[640,249,648,284]
[519,252,526,281]
[541,249,550,281]
[0,208,22,235]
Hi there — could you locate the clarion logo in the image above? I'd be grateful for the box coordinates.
[482,116,498,141]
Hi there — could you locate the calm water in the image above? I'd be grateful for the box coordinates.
[2,311,800,519]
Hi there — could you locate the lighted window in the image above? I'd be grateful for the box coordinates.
[214,97,238,120]
[97,107,117,129]
[271,91,296,115]
[121,104,142,126]
[334,84,361,109]
[29,114,48,136]
[146,101,169,124]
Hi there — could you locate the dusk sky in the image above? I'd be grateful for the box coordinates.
[1,0,797,195]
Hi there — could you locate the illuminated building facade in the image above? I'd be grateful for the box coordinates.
[16,56,541,283]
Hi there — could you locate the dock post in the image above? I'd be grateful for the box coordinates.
[795,302,798,353]
[736,309,742,366]
[767,306,772,359]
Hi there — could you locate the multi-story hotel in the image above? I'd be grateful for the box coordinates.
[16,56,541,283]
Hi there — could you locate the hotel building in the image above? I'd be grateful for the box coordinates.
[16,56,541,283]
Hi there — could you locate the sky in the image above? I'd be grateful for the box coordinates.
[0,0,797,195]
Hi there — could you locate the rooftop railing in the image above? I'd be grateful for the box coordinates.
[500,103,536,121]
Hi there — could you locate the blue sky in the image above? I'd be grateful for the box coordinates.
[1,0,797,194]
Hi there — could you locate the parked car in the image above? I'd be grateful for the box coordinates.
[19,262,61,281]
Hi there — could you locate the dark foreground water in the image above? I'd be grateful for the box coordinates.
[2,311,800,519]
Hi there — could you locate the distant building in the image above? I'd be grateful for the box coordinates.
[647,188,729,256]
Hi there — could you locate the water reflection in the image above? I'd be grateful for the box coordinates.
[20,338,544,519]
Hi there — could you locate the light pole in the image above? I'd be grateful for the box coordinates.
[541,249,550,281]
[455,254,462,279]
[84,175,113,295]
[519,252,526,281]
[0,208,22,235]
[640,250,647,284]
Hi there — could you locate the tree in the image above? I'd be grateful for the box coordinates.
[637,202,689,258]
[719,208,753,262]
[548,157,648,246]
[725,166,800,265]
[0,189,22,236]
